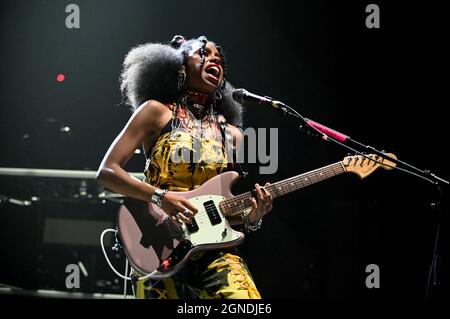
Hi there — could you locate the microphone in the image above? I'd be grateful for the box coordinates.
[232,89,284,108]
[233,88,349,143]
[304,118,350,142]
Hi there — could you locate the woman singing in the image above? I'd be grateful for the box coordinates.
[97,35,273,299]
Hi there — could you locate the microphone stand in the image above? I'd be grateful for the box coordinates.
[266,98,448,299]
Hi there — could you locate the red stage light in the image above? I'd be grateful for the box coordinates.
[56,74,65,82]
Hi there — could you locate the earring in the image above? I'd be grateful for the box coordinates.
[213,90,222,101]
[178,66,186,91]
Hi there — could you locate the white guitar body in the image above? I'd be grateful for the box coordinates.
[117,171,245,280]
[182,195,242,245]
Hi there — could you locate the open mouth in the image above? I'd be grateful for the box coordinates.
[204,65,221,85]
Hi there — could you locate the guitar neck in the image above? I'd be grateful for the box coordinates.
[220,162,345,216]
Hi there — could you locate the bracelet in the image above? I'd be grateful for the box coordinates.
[240,209,263,233]
[150,188,167,208]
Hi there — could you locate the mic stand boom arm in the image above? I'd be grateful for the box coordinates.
[268,99,449,186]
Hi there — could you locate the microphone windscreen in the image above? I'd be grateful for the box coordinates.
[232,89,247,103]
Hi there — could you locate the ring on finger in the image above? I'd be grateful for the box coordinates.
[176,212,183,223]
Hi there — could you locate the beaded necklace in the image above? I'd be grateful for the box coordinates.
[170,91,221,142]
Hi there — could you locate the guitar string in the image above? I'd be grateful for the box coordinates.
[194,163,343,221]
[170,156,383,224]
[192,156,376,221]
[218,163,344,217]
[179,156,378,225]
[188,163,344,223]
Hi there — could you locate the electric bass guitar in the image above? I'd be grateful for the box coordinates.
[117,153,396,279]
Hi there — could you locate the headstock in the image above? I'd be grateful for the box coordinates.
[342,153,397,179]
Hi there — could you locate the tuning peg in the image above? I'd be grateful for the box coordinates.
[359,156,365,166]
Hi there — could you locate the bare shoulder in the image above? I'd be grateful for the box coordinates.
[134,99,170,121]
[130,100,172,132]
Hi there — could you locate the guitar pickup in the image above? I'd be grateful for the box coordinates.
[203,200,222,226]
[185,218,199,234]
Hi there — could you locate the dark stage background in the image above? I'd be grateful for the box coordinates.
[0,0,448,299]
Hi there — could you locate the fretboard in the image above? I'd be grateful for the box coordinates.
[219,162,345,216]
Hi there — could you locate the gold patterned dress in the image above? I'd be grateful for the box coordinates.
[134,100,261,299]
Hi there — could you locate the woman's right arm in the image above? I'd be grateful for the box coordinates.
[96,100,197,222]
[96,100,161,201]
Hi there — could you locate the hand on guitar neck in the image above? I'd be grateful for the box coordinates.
[247,182,273,223]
